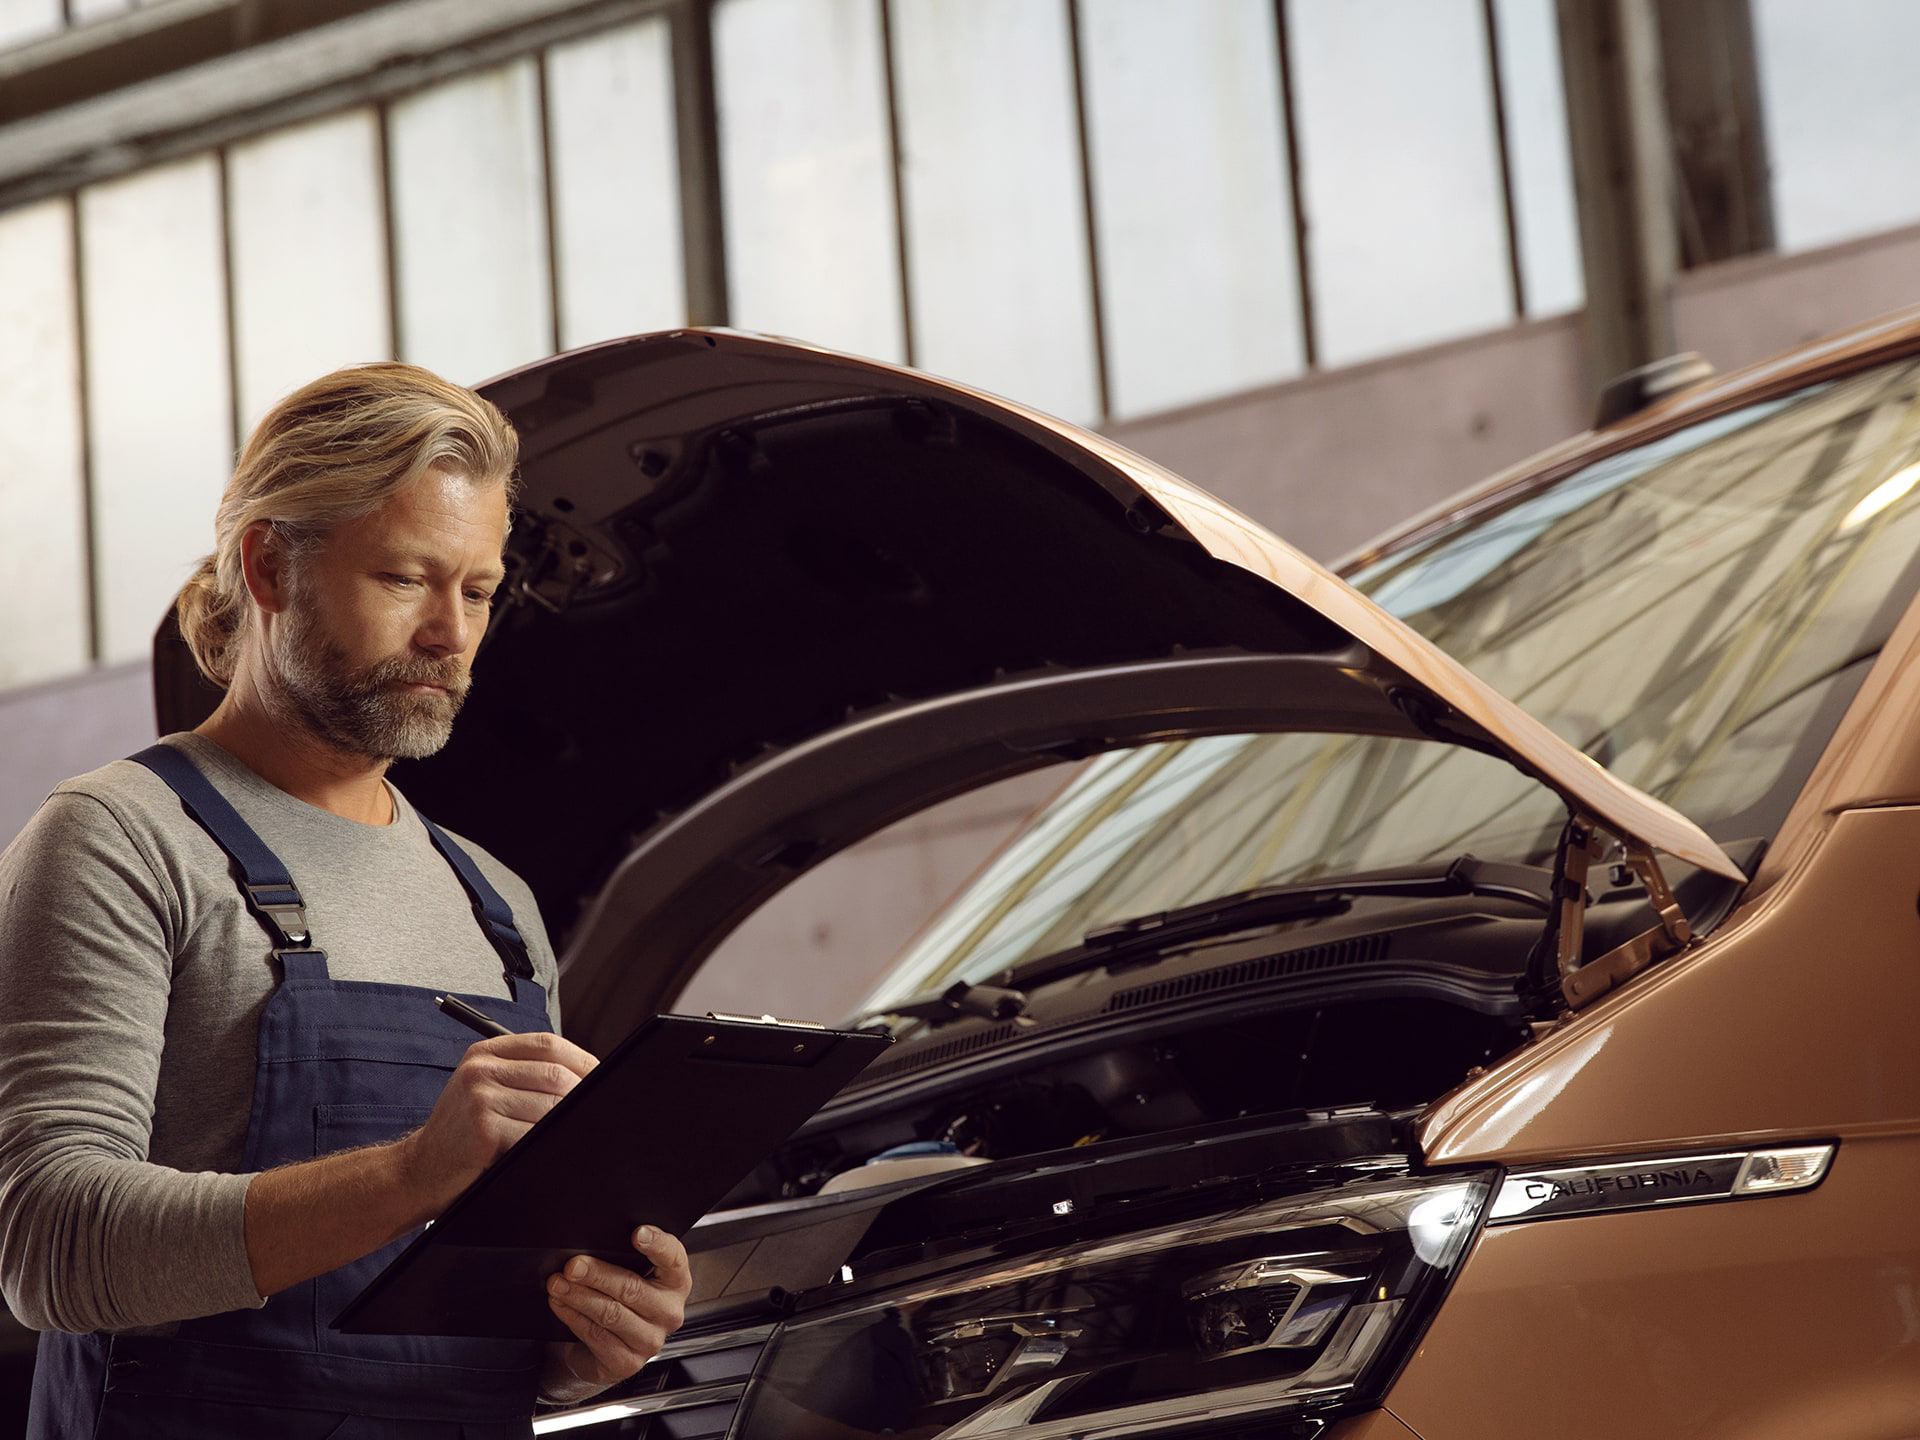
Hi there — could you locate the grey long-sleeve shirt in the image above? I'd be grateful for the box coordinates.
[0,731,561,1336]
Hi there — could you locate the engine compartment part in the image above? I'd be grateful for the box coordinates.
[817,1144,989,1196]
[732,996,1522,1207]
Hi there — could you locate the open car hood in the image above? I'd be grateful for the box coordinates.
[154,331,1742,1055]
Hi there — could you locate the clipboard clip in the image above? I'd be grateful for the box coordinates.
[707,1011,829,1030]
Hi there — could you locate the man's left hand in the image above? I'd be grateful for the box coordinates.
[542,1224,691,1395]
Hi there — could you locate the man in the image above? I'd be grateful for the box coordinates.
[0,362,689,1435]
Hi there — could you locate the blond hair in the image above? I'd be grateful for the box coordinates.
[175,361,521,687]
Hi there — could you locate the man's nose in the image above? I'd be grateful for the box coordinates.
[414,585,470,655]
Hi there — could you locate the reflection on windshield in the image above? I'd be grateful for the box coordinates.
[858,360,1920,1016]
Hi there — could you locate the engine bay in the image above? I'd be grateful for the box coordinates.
[731,994,1525,1205]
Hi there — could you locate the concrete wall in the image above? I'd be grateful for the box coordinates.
[1105,313,1589,563]
[0,660,154,842]
[1672,220,1920,372]
[7,222,1920,1020]
[682,766,1075,1025]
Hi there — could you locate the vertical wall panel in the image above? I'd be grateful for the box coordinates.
[0,200,90,685]
[889,0,1100,422]
[1491,0,1583,315]
[1753,0,1920,252]
[1078,0,1304,418]
[0,0,61,50]
[228,109,392,435]
[714,0,904,362]
[545,17,687,349]
[389,60,553,384]
[79,156,233,664]
[1288,0,1513,366]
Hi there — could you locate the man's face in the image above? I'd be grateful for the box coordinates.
[264,466,509,762]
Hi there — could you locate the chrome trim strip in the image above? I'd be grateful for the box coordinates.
[533,1380,745,1433]
[652,1321,779,1359]
[1489,1144,1836,1224]
[531,1323,774,1433]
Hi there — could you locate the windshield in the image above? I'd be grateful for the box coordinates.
[857,357,1920,1016]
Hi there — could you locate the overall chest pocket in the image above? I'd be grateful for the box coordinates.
[310,1103,535,1379]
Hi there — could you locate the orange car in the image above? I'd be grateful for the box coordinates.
[151,312,1920,1437]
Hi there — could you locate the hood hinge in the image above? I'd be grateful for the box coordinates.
[1561,841,1695,1009]
[1521,816,1696,1016]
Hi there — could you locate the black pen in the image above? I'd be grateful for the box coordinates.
[434,992,514,1039]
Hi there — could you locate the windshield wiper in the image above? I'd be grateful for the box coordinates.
[883,978,1029,1026]
[887,854,1557,1032]
[1079,854,1555,954]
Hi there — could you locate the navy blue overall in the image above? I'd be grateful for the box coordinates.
[27,745,551,1438]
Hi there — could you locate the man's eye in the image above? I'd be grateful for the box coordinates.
[465,591,494,605]
[383,574,423,588]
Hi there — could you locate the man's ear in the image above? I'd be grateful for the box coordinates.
[238,521,294,615]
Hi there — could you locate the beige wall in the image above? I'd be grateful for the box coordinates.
[682,767,1074,1025]
[1672,220,1920,373]
[1106,313,1589,564]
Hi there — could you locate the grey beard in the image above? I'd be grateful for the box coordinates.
[265,601,470,762]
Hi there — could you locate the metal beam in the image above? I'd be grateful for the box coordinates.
[1555,0,1678,390]
[1065,0,1114,417]
[0,0,674,216]
[1655,0,1774,265]
[667,0,727,326]
[1272,0,1319,369]
[0,0,399,128]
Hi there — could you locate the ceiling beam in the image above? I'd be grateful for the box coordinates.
[0,0,669,214]
[1555,0,1679,391]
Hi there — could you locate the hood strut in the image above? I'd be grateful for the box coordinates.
[1523,815,1697,1016]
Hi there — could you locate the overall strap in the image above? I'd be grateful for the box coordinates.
[129,743,314,954]
[417,813,535,982]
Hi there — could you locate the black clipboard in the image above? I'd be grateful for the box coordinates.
[331,1012,890,1341]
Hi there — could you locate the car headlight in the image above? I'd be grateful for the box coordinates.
[733,1169,1493,1439]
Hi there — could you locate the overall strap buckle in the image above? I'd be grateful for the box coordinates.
[245,883,312,949]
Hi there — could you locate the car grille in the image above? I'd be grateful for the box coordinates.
[1104,933,1391,1013]
[848,1018,1022,1088]
[532,1322,773,1437]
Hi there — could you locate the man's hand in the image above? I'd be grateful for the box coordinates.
[245,1029,603,1300]
[540,1225,692,1399]
[397,1030,599,1214]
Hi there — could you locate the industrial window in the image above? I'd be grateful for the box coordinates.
[714,0,905,363]
[0,0,61,51]
[388,60,554,384]
[1077,0,1305,417]
[1287,0,1513,366]
[0,199,89,684]
[1490,0,1583,316]
[227,109,392,434]
[889,0,1101,423]
[545,16,688,349]
[1752,0,1920,252]
[79,155,233,665]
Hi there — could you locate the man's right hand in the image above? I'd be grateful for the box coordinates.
[242,1030,600,1300]
[397,1031,600,1214]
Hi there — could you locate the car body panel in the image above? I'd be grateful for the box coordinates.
[1419,803,1920,1166]
[1331,1410,1428,1439]
[1742,565,1920,894]
[1388,1131,1920,1438]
